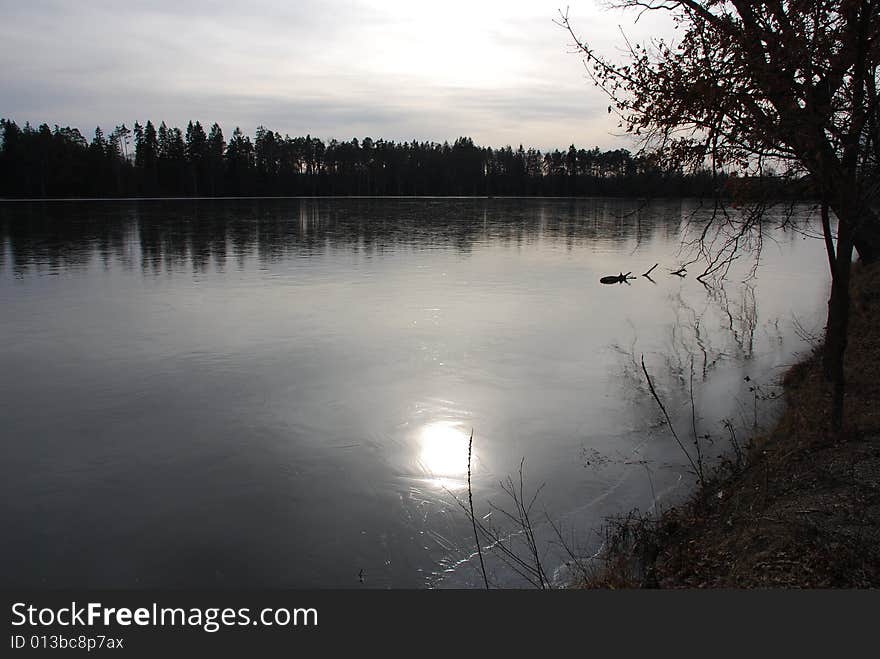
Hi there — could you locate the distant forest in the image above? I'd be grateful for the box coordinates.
[0,118,797,199]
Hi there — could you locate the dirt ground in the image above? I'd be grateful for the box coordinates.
[586,262,880,588]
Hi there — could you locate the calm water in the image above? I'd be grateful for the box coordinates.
[0,198,828,588]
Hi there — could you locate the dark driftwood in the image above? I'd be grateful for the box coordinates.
[600,272,634,284]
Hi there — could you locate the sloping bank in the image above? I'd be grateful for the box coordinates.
[584,262,880,588]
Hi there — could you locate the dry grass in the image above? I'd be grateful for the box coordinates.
[583,262,880,588]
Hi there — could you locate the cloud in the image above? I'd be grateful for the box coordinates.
[0,0,668,149]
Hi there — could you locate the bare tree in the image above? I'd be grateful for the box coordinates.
[558,1,880,428]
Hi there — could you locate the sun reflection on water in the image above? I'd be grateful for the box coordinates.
[417,421,473,488]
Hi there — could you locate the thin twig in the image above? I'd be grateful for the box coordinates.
[689,354,705,483]
[640,354,703,485]
[467,429,489,589]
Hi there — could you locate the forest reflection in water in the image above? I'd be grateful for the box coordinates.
[2,197,700,275]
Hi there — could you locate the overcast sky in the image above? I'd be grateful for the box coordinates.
[1,0,673,151]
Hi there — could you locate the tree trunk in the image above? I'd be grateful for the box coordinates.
[823,211,854,431]
[844,203,880,265]
[803,137,880,265]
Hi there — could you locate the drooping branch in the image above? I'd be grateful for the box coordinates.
[558,0,880,262]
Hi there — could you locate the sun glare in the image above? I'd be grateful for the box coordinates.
[418,421,472,482]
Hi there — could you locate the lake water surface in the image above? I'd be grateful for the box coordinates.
[0,198,829,588]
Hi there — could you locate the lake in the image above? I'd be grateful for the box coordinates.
[0,197,828,588]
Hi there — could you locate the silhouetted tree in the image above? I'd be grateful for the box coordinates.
[206,123,225,196]
[225,126,254,195]
[162,125,187,196]
[86,127,109,195]
[185,121,208,196]
[134,121,159,195]
[0,120,24,195]
[558,1,880,428]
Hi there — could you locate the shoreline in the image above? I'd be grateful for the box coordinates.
[582,262,880,588]
[0,194,812,202]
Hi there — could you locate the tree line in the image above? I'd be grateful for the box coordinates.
[0,118,740,199]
